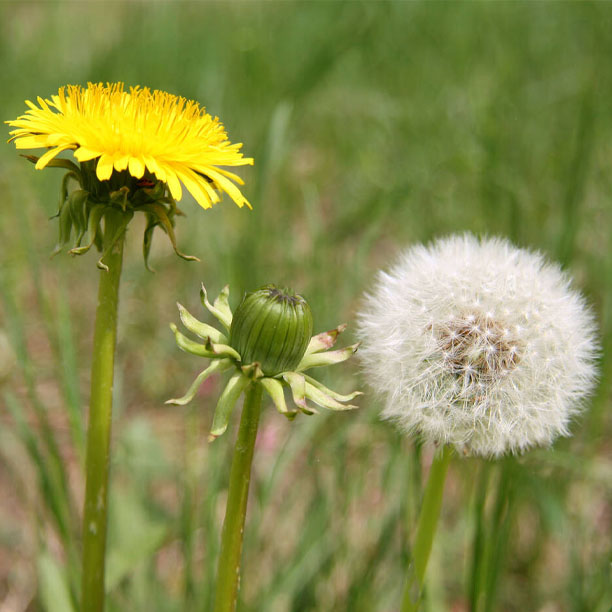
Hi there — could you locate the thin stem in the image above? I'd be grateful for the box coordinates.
[468,461,491,612]
[401,444,453,612]
[213,382,263,612]
[80,214,125,612]
[483,460,514,612]
[181,402,200,609]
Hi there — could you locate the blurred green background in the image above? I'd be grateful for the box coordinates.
[1,2,611,611]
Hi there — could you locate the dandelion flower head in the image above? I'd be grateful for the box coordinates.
[357,234,598,457]
[6,82,253,210]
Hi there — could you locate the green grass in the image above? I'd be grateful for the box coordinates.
[1,2,611,611]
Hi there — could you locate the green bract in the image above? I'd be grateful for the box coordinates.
[21,155,197,271]
[168,284,361,440]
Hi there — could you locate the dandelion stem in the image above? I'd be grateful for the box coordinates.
[483,460,515,612]
[468,461,491,612]
[401,444,452,612]
[213,382,263,612]
[80,214,125,612]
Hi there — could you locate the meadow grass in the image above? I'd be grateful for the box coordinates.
[0,2,611,611]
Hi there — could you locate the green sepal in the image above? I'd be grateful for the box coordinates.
[109,186,130,211]
[204,337,241,361]
[297,343,360,372]
[241,362,264,380]
[282,371,317,415]
[200,284,232,331]
[140,203,199,263]
[170,323,217,358]
[305,324,347,355]
[97,209,134,271]
[260,377,297,418]
[177,302,228,344]
[52,189,88,255]
[21,154,81,175]
[52,193,74,255]
[143,180,166,201]
[54,170,82,220]
[93,223,104,252]
[69,204,105,256]
[68,189,89,244]
[213,285,233,326]
[303,374,363,403]
[165,359,232,406]
[142,213,158,272]
[304,380,357,411]
[209,373,251,440]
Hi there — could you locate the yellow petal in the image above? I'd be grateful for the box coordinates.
[202,167,250,208]
[176,169,212,209]
[144,156,165,181]
[128,156,145,178]
[13,135,49,149]
[114,155,129,172]
[75,147,102,162]
[36,96,51,112]
[200,177,221,204]
[35,145,73,169]
[96,154,114,181]
[194,165,245,185]
[164,167,182,201]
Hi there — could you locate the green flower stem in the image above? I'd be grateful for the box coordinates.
[401,444,453,612]
[80,216,126,612]
[213,382,263,612]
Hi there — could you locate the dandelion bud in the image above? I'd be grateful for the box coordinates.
[229,285,313,376]
[170,283,359,439]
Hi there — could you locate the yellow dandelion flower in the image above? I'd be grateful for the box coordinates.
[6,82,253,210]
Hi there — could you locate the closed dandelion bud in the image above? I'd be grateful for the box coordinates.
[170,283,360,439]
[230,285,313,376]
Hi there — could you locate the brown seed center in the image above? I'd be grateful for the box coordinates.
[433,312,522,383]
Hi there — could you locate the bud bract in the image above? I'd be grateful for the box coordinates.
[229,285,313,376]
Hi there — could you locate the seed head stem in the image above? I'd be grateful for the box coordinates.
[401,445,452,612]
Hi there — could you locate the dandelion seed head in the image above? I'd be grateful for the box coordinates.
[357,233,599,457]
